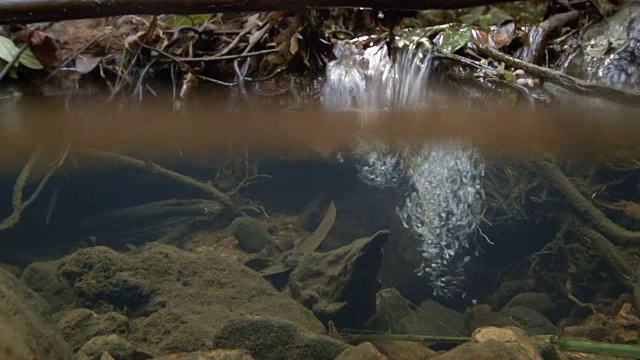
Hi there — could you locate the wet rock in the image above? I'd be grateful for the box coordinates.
[151,349,255,359]
[566,5,640,92]
[79,334,135,360]
[487,279,536,310]
[397,298,467,337]
[289,230,390,328]
[432,326,542,360]
[55,244,323,355]
[472,326,541,360]
[212,316,349,360]
[469,312,513,332]
[0,267,71,360]
[55,308,129,349]
[21,260,76,312]
[229,217,276,253]
[562,324,613,341]
[501,306,556,335]
[504,292,558,322]
[369,340,436,360]
[470,304,492,317]
[430,339,519,360]
[334,342,387,360]
[364,288,414,332]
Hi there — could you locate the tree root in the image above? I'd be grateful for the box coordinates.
[86,149,237,211]
[534,160,640,246]
[0,144,70,231]
[572,225,636,289]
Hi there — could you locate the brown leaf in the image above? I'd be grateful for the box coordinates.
[28,29,60,68]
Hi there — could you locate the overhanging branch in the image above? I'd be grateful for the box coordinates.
[0,0,519,25]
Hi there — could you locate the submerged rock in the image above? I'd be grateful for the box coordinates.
[55,308,129,350]
[369,340,436,360]
[289,230,390,328]
[364,288,414,332]
[229,216,276,253]
[0,267,71,360]
[501,306,556,335]
[396,298,468,337]
[46,244,323,355]
[78,334,135,360]
[432,326,542,360]
[20,260,76,312]
[334,342,388,360]
[504,292,558,322]
[151,349,255,359]
[212,316,348,360]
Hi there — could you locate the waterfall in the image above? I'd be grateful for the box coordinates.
[322,38,485,297]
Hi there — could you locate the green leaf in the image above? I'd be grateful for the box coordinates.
[163,14,212,27]
[437,25,473,54]
[0,36,44,70]
[0,36,20,66]
[485,7,514,25]
[459,6,486,25]
[18,47,43,70]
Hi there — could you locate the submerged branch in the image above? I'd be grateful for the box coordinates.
[1,0,523,25]
[86,149,237,211]
[534,160,640,246]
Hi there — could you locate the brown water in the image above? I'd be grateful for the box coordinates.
[1,93,639,173]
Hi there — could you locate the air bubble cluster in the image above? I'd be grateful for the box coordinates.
[322,39,485,296]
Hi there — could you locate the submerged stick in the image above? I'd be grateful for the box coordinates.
[1,0,522,25]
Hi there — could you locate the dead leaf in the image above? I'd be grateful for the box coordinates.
[74,56,102,74]
[29,29,60,68]
[489,21,515,49]
[289,33,301,55]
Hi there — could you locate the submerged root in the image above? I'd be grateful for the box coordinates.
[0,144,70,231]
[534,160,640,246]
[86,149,237,210]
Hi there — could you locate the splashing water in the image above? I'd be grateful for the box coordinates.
[322,38,486,296]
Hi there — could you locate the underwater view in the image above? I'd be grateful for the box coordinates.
[2,3,640,360]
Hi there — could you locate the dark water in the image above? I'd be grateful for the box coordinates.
[2,38,640,359]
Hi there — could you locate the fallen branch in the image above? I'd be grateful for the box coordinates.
[534,160,640,246]
[86,149,236,210]
[2,0,523,25]
[474,42,640,107]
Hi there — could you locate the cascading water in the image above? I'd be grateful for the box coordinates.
[322,38,486,297]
